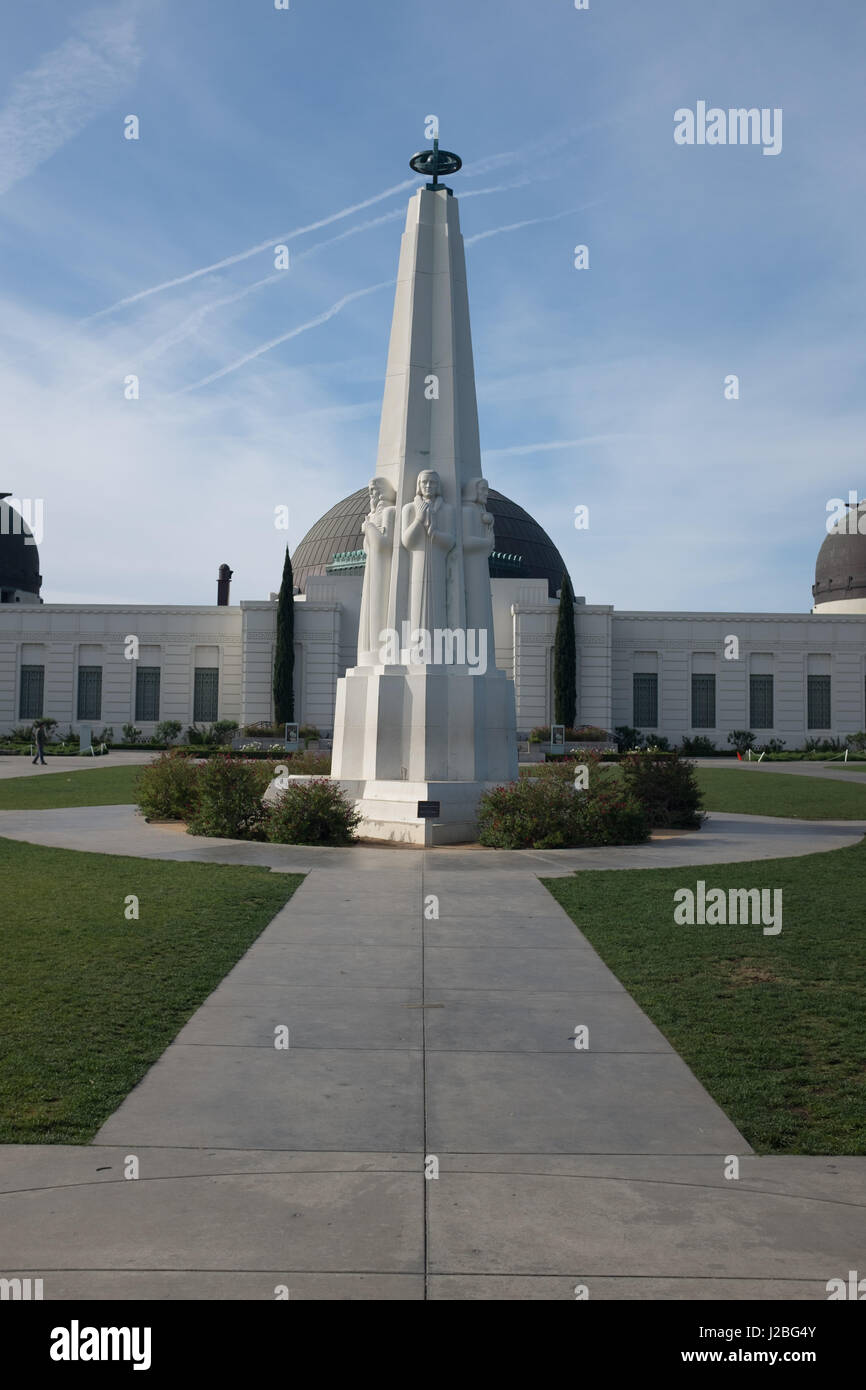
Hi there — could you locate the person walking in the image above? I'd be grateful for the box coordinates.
[32,721,47,766]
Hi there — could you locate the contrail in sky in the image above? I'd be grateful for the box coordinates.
[172,279,395,395]
[484,435,647,458]
[80,125,605,325]
[464,203,597,245]
[81,181,416,325]
[134,185,572,369]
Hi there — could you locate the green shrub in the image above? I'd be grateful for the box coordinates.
[644,735,670,751]
[477,764,648,849]
[614,725,645,753]
[569,786,650,846]
[186,721,238,747]
[154,720,183,745]
[727,730,756,753]
[620,751,705,829]
[122,723,143,744]
[757,738,786,754]
[8,725,34,743]
[681,735,717,755]
[95,726,114,747]
[266,778,361,845]
[185,755,272,839]
[135,750,200,820]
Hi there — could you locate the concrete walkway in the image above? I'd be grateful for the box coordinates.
[1,809,865,1299]
[0,803,864,872]
[0,750,154,780]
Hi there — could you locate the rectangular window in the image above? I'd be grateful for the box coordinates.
[691,674,716,728]
[750,674,774,729]
[633,673,658,728]
[193,667,219,722]
[19,665,44,719]
[77,666,102,721]
[135,667,160,722]
[807,674,831,729]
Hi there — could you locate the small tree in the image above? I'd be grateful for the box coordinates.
[553,571,576,728]
[620,751,705,830]
[615,725,644,753]
[273,546,295,725]
[727,729,756,754]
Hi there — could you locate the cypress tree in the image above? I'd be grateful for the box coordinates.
[553,570,576,729]
[273,547,295,724]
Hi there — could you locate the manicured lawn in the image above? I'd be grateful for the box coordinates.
[695,767,866,819]
[0,763,145,809]
[521,763,866,820]
[544,840,866,1154]
[0,837,301,1142]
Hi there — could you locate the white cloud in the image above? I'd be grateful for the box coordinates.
[0,6,143,197]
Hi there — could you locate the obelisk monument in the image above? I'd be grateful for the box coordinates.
[331,139,518,844]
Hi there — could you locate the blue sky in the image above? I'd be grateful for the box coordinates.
[1,0,864,611]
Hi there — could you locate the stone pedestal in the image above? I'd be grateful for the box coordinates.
[331,663,517,844]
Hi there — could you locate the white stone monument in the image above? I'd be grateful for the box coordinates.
[330,142,518,845]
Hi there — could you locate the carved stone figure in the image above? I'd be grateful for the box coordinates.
[461,476,495,638]
[357,477,396,661]
[401,469,456,635]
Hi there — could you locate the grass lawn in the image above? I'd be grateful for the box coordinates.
[695,767,866,819]
[544,839,866,1154]
[0,837,301,1143]
[0,763,145,810]
[521,763,866,820]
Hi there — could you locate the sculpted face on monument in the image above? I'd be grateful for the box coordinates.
[367,476,396,519]
[417,470,440,503]
[463,476,493,522]
[462,477,488,506]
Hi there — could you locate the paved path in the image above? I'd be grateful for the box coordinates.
[2,812,865,1299]
[0,750,154,780]
[0,803,864,873]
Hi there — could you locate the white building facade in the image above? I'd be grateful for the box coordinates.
[2,566,865,747]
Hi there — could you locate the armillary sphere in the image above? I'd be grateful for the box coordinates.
[409,144,462,188]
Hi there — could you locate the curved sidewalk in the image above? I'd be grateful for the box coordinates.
[0,802,863,873]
